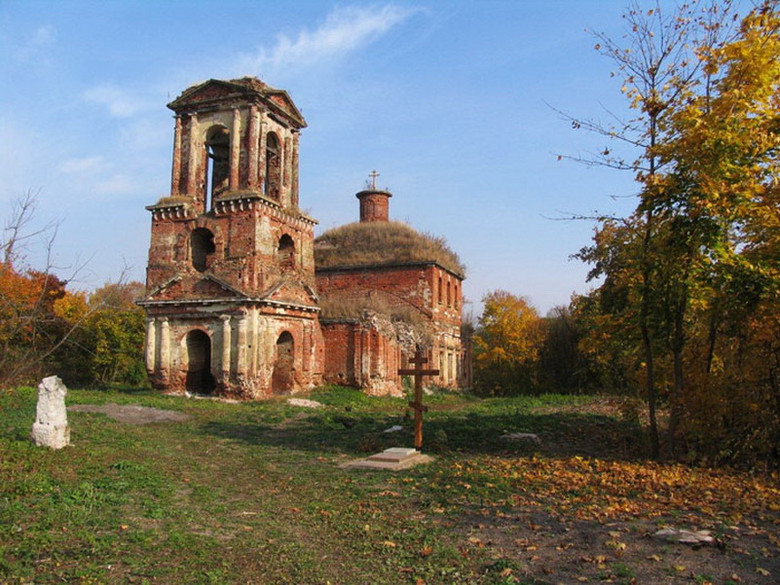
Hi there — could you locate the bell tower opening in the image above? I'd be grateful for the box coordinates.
[205,125,230,209]
[265,132,281,200]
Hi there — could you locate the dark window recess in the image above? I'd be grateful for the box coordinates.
[191,228,215,272]
[278,234,294,269]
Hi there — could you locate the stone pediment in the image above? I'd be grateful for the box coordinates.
[168,77,306,128]
[143,276,182,302]
[144,275,247,302]
[191,276,248,299]
[263,278,319,308]
[168,80,243,108]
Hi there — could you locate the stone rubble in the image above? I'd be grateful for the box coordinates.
[653,528,716,546]
[286,398,324,408]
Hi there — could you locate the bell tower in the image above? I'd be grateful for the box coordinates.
[139,78,323,399]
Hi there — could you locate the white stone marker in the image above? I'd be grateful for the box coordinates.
[31,375,70,449]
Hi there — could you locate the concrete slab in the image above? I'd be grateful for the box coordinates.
[341,448,433,470]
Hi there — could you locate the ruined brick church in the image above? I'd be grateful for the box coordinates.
[139,77,469,399]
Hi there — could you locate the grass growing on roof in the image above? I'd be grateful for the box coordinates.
[314,220,465,276]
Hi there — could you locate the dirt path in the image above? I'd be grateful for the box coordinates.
[68,403,190,425]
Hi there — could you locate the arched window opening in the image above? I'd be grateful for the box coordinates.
[186,330,215,394]
[438,276,443,305]
[265,132,281,200]
[447,281,452,307]
[205,126,230,208]
[272,331,294,394]
[278,234,295,270]
[191,228,215,272]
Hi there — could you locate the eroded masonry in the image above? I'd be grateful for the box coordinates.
[139,77,470,399]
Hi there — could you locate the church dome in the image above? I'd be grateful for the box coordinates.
[314,220,465,276]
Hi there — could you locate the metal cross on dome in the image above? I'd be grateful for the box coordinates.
[369,170,379,190]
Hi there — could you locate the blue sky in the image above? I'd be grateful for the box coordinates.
[1,0,698,315]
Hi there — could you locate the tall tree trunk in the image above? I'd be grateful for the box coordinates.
[668,299,686,456]
[641,210,660,459]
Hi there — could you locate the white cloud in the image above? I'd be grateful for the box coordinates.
[83,84,147,118]
[14,24,56,62]
[58,156,105,174]
[239,4,416,75]
[94,173,135,194]
[31,25,56,48]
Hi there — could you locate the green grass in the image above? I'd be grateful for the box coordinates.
[1,386,776,584]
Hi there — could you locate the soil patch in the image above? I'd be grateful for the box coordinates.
[68,403,190,425]
[452,507,779,584]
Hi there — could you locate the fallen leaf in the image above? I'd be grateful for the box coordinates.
[755,568,770,576]
[646,554,662,562]
[383,541,396,548]
[420,546,433,557]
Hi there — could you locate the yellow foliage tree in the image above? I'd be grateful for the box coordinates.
[576,1,779,465]
[474,291,543,396]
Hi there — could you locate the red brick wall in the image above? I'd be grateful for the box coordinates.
[321,320,403,395]
[356,190,391,222]
[316,263,461,327]
[316,262,465,389]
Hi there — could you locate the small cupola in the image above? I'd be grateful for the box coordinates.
[356,170,392,223]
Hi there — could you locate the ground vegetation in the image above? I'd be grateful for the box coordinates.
[1,386,777,584]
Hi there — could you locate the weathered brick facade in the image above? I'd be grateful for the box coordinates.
[139,78,323,399]
[317,260,466,392]
[140,77,468,399]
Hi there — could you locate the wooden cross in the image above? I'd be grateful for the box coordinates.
[369,170,379,190]
[398,347,439,450]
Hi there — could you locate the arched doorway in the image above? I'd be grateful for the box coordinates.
[186,330,215,394]
[272,331,294,394]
